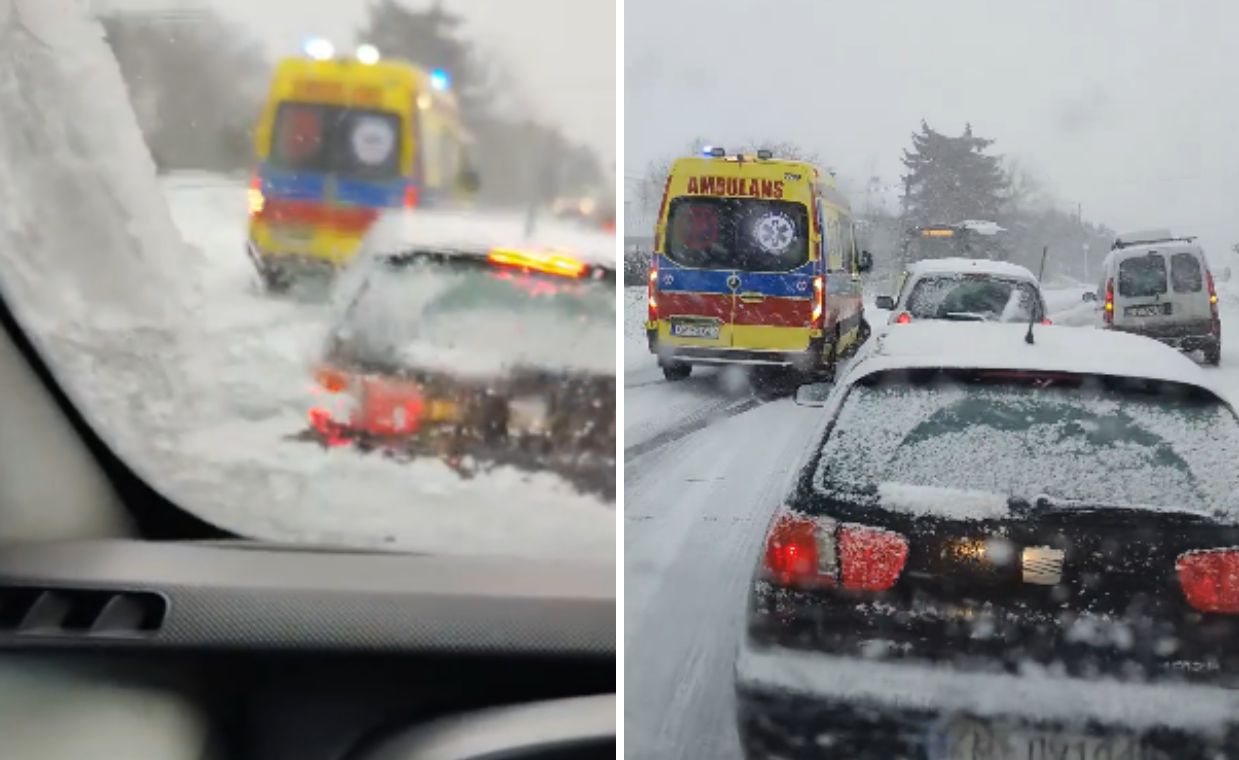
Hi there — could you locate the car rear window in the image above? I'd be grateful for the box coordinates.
[1117,253,1167,298]
[1171,252,1204,293]
[270,102,402,179]
[335,259,615,378]
[904,275,1042,322]
[664,197,809,272]
[813,371,1239,519]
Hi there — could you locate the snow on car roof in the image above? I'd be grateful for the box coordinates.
[849,322,1213,391]
[904,257,1037,281]
[357,209,616,269]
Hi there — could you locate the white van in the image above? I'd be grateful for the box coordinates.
[1085,236,1221,364]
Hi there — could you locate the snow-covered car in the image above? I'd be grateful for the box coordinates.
[736,321,1239,759]
[876,257,1049,325]
[302,221,616,500]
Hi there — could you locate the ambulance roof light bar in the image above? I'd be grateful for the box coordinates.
[702,146,726,158]
[756,149,773,160]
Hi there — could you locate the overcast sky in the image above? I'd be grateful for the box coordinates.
[627,0,1239,258]
[204,0,614,164]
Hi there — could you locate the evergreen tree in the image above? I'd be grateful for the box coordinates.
[900,121,1008,226]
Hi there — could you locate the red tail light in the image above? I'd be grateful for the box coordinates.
[1041,319,1053,326]
[894,312,912,325]
[403,185,419,209]
[810,276,825,326]
[647,267,658,320]
[1177,548,1239,614]
[761,512,908,592]
[359,377,424,436]
[838,524,910,592]
[1104,278,1115,326]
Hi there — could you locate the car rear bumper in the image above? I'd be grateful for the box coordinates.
[1110,320,1219,351]
[734,644,1239,758]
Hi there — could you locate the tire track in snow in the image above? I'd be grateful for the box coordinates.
[624,396,766,460]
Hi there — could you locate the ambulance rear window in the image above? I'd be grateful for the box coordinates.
[664,197,809,272]
[270,102,402,179]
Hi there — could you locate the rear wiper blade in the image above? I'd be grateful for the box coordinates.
[1008,495,1212,524]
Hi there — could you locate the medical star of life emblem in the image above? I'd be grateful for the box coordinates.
[1021,545,1065,585]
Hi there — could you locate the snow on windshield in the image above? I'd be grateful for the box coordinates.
[338,262,615,378]
[815,376,1239,519]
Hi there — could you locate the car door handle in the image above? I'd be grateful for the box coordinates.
[738,292,766,303]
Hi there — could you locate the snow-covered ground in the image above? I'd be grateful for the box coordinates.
[624,279,1239,758]
[0,1,613,561]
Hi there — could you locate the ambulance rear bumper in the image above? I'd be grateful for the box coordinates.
[648,330,826,370]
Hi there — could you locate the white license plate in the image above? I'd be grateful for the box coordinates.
[934,718,1155,760]
[670,322,720,340]
[1125,304,1166,318]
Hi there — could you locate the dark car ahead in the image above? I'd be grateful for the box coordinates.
[736,322,1239,760]
[304,242,616,501]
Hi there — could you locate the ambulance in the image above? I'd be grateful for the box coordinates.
[246,40,478,291]
[644,148,872,380]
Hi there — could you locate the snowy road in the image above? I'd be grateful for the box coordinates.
[623,282,1239,759]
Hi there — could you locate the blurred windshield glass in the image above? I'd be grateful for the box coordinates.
[0,0,616,560]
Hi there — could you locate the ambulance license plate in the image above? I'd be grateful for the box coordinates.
[670,321,720,340]
[1125,304,1168,317]
[932,717,1155,760]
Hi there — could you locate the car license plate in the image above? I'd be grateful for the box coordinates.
[1125,304,1168,318]
[670,321,720,340]
[933,717,1155,760]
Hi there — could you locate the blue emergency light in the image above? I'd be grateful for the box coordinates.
[702,146,726,157]
[430,68,451,91]
[302,36,335,61]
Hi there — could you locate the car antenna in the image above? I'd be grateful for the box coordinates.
[1026,245,1049,345]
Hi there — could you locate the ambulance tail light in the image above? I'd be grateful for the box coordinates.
[247,174,265,217]
[810,276,825,326]
[760,510,908,593]
[1104,278,1115,326]
[403,185,420,209]
[894,312,912,325]
[647,267,658,320]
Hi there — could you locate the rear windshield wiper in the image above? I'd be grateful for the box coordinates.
[1008,495,1212,525]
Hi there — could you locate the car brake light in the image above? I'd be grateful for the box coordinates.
[488,248,586,278]
[1177,548,1239,614]
[1041,319,1052,326]
[1104,278,1115,325]
[647,268,658,319]
[810,276,825,325]
[761,512,907,592]
[403,185,419,209]
[247,174,265,217]
[894,312,911,325]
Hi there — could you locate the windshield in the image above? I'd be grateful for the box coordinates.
[269,102,402,179]
[0,0,615,561]
[905,275,1043,321]
[816,372,1239,517]
[664,197,810,271]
